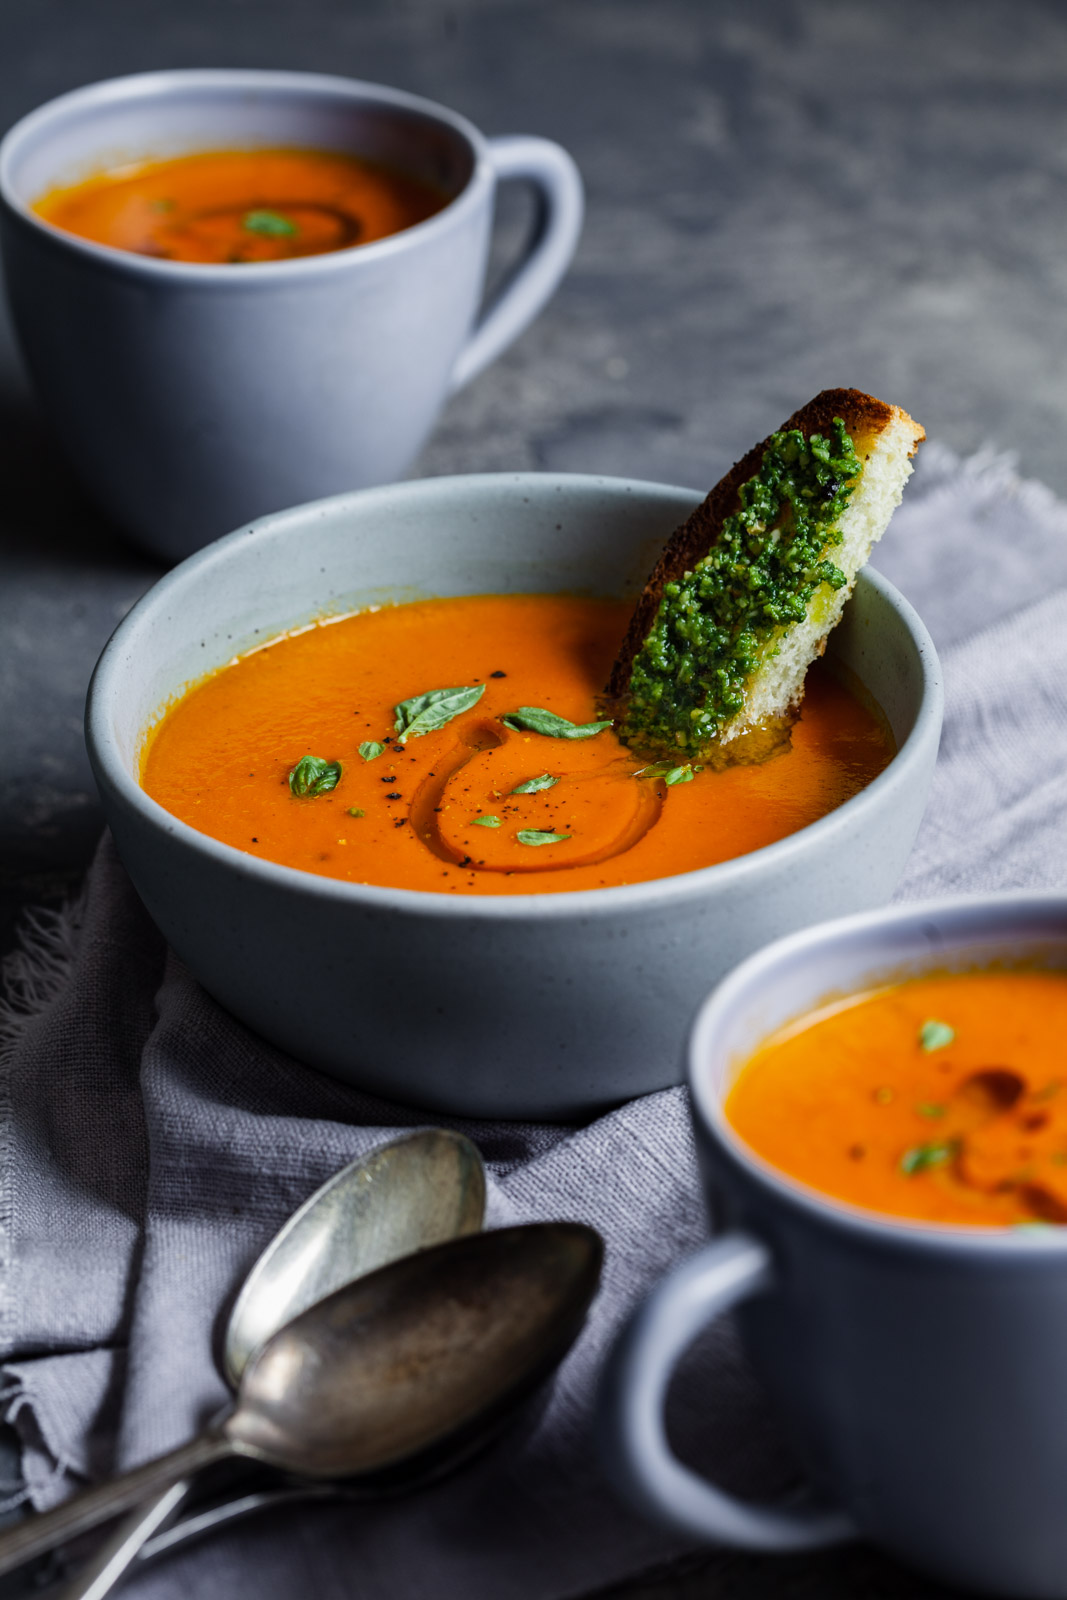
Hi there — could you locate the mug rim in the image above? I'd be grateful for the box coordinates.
[85,470,942,923]
[689,891,1067,1254]
[0,67,494,285]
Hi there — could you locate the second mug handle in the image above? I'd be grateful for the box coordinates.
[597,1231,856,1550]
[449,134,583,393]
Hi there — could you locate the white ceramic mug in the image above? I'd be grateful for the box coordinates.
[0,69,583,561]
[599,895,1067,1598]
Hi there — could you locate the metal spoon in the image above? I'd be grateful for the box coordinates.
[0,1223,601,1579]
[224,1126,487,1385]
[59,1127,486,1599]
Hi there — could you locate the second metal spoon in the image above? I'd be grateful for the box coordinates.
[0,1222,601,1581]
[62,1126,486,1599]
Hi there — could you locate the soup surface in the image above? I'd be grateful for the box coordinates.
[34,147,447,263]
[727,970,1067,1227]
[141,594,893,896]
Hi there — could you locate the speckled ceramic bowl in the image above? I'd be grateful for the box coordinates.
[85,473,942,1119]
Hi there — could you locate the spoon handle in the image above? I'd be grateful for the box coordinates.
[141,1483,354,1562]
[58,1481,193,1600]
[0,1434,229,1579]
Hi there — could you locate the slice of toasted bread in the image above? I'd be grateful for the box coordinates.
[608,388,924,761]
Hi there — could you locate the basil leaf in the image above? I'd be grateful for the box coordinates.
[472,815,501,828]
[517,830,571,847]
[359,741,384,762]
[289,756,341,797]
[511,773,560,794]
[501,707,613,739]
[394,683,486,744]
[635,760,698,784]
[920,1019,955,1052]
[900,1138,958,1176]
[243,209,298,237]
[346,807,365,818]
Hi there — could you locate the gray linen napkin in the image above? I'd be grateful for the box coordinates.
[2,441,1066,1598]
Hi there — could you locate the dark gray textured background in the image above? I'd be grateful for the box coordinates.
[0,2,1060,1593]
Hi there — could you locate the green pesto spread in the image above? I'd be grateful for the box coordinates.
[620,418,862,756]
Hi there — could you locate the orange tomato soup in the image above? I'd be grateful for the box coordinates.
[140,594,893,897]
[34,148,447,263]
[727,970,1067,1227]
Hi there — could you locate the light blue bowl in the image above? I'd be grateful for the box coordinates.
[85,473,942,1119]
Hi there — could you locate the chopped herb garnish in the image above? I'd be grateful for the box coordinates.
[472,815,502,828]
[900,1138,959,1176]
[874,1086,894,1105]
[394,683,486,744]
[920,1019,955,1053]
[289,756,341,797]
[501,707,613,739]
[517,829,571,847]
[634,760,698,784]
[917,1102,946,1119]
[511,773,560,795]
[346,807,365,818]
[620,419,861,754]
[359,741,385,761]
[243,209,298,237]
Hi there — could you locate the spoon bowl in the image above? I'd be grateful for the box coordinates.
[0,1223,602,1581]
[56,1127,486,1600]
[229,1222,602,1479]
[224,1128,486,1386]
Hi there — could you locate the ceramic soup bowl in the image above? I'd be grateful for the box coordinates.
[85,473,941,1120]
[599,894,1067,1598]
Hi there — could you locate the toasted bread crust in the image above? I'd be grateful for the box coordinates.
[607,389,924,699]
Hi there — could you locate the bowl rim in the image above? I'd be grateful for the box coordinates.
[0,67,493,287]
[690,890,1067,1254]
[85,469,944,924]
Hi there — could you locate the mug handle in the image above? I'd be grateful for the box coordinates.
[448,134,584,393]
[597,1231,856,1550]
